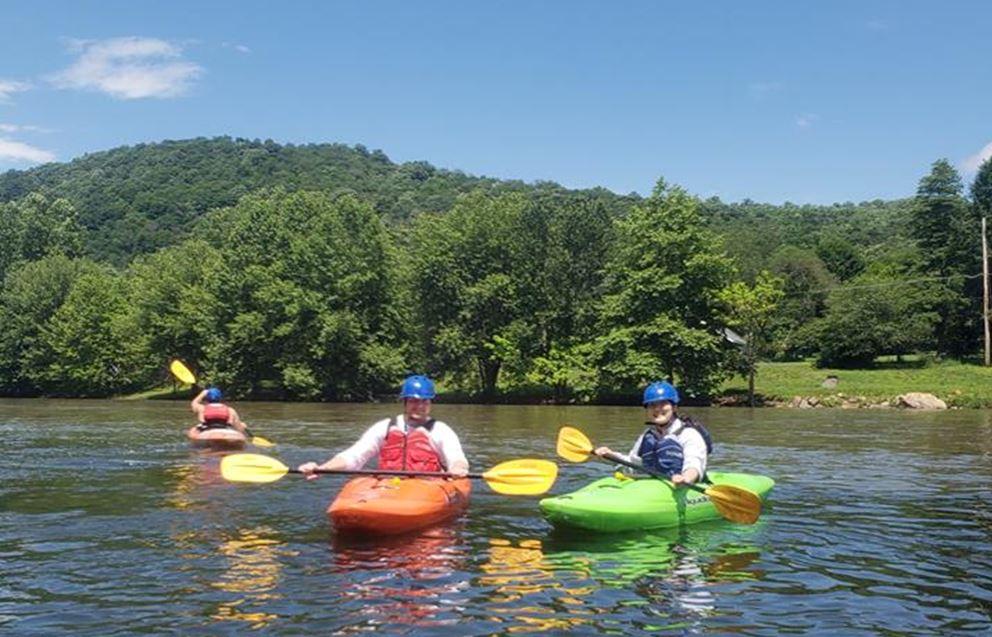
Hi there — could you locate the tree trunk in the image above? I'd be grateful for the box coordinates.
[745,338,756,407]
[478,358,501,401]
[748,366,755,407]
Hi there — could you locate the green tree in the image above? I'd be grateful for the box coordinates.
[971,156,992,216]
[816,234,865,281]
[767,246,835,358]
[197,190,405,399]
[123,239,227,380]
[0,255,102,394]
[28,267,146,395]
[718,271,785,405]
[409,192,534,397]
[0,193,83,282]
[911,159,980,357]
[814,268,938,368]
[595,179,735,399]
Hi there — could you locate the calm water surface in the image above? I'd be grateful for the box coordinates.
[1,399,991,635]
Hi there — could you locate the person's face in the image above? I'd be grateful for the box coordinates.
[404,397,432,424]
[645,400,675,427]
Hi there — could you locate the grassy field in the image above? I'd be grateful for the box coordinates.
[718,359,992,408]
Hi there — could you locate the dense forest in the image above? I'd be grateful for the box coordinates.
[1,137,989,402]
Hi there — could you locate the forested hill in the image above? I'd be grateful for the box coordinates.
[0,136,634,263]
[1,135,983,401]
[0,136,910,266]
[699,197,914,279]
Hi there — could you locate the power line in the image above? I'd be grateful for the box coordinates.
[797,272,984,295]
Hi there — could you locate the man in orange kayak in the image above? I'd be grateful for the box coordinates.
[190,387,247,434]
[297,374,469,479]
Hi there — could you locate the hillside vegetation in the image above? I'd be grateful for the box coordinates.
[1,137,989,403]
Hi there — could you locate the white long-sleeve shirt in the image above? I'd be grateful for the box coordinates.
[335,415,468,471]
[614,417,708,478]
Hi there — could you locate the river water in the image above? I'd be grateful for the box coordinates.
[1,399,990,635]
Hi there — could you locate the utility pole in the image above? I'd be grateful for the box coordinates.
[984,217,990,367]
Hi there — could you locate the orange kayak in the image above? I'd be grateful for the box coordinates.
[186,425,247,450]
[327,476,471,535]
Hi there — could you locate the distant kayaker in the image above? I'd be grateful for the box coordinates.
[190,387,247,433]
[297,374,470,479]
[593,381,711,485]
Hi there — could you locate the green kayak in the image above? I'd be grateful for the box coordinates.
[540,471,775,533]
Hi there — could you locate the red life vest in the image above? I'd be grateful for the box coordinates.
[378,418,443,472]
[202,403,231,426]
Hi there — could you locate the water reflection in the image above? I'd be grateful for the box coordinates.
[162,454,232,510]
[476,528,766,634]
[328,527,470,631]
[210,526,294,629]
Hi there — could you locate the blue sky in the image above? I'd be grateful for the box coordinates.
[1,1,990,204]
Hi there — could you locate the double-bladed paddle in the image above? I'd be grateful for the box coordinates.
[169,359,274,448]
[220,453,558,496]
[556,426,762,524]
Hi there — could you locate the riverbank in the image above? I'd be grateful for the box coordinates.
[718,359,992,409]
[97,359,992,408]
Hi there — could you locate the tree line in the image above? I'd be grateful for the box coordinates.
[1,138,991,401]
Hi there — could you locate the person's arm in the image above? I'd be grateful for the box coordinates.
[595,435,642,464]
[593,434,645,475]
[671,429,706,485]
[432,422,469,477]
[190,389,207,415]
[298,420,388,480]
[228,408,246,433]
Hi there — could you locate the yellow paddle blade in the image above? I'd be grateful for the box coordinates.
[169,359,196,385]
[243,426,275,448]
[556,426,594,463]
[220,453,290,483]
[704,484,762,524]
[482,459,558,495]
[250,434,275,448]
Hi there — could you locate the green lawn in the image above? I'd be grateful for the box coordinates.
[719,359,992,408]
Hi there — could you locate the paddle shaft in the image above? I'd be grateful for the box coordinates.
[602,451,708,495]
[293,468,482,479]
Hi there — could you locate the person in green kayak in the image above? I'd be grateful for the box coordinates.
[190,387,247,433]
[297,374,470,479]
[593,381,711,485]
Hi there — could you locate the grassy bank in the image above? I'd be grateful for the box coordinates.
[719,359,992,408]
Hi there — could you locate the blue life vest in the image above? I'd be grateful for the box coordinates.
[637,429,684,477]
[636,417,714,478]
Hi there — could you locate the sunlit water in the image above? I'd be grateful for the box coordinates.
[1,399,990,635]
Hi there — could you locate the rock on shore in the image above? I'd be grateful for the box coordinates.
[895,392,947,410]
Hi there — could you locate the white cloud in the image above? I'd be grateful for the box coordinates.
[961,141,992,174]
[0,123,52,133]
[0,80,31,102]
[796,113,819,128]
[0,138,55,163]
[49,36,204,99]
[223,42,251,54]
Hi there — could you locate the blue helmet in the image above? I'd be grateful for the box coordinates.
[642,381,679,406]
[399,375,436,400]
[206,387,223,403]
